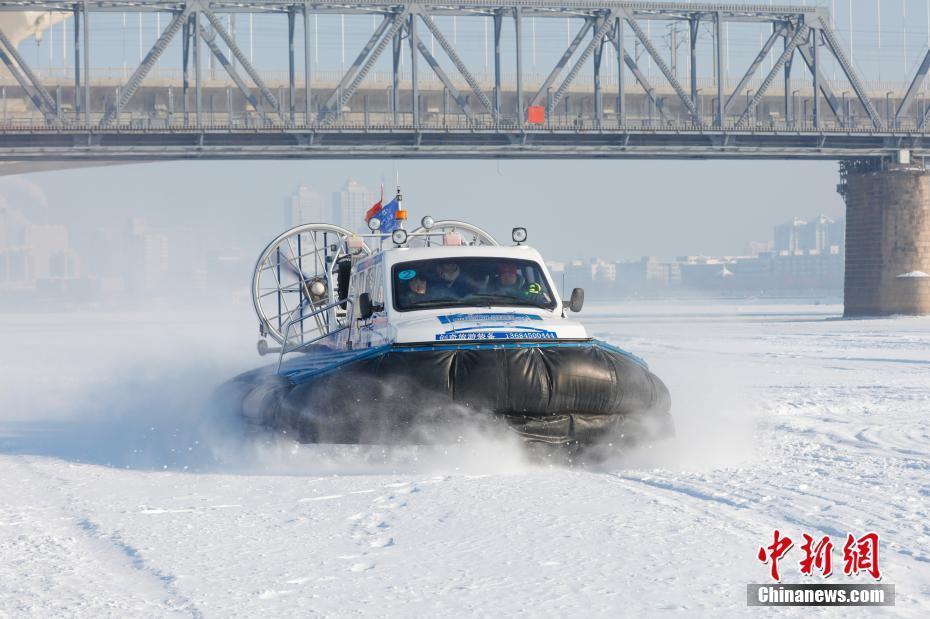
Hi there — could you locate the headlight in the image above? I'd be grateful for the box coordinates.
[391,229,408,245]
[512,227,528,244]
[421,215,435,230]
[367,217,381,231]
[309,279,326,297]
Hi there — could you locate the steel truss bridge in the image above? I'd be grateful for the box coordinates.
[0,1,929,163]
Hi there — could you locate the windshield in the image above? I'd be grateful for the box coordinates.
[392,257,557,312]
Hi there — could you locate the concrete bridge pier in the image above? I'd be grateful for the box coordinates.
[840,154,930,316]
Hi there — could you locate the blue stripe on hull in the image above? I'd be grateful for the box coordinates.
[278,339,648,385]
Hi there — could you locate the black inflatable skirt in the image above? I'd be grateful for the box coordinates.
[222,340,673,447]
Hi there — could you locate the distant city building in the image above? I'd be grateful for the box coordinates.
[641,257,681,287]
[122,219,145,292]
[774,217,805,253]
[332,179,374,234]
[544,261,566,294]
[592,259,616,282]
[284,185,325,228]
[613,257,681,291]
[86,226,121,279]
[0,206,31,286]
[679,251,842,293]
[0,204,236,305]
[127,217,146,237]
[774,215,844,255]
[0,206,80,289]
[564,259,595,288]
[166,226,205,289]
[206,247,246,291]
[142,232,169,287]
[747,239,774,256]
[123,220,206,292]
[769,250,843,289]
[565,241,843,299]
[678,257,738,289]
[30,224,80,279]
[0,204,29,246]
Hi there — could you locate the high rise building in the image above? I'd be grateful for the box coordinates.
[142,231,169,287]
[27,223,77,279]
[774,215,845,254]
[284,185,325,228]
[799,214,844,254]
[0,206,81,287]
[774,217,806,253]
[332,179,374,234]
[0,205,29,247]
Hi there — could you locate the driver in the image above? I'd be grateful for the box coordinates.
[492,263,524,294]
[492,263,552,304]
[433,261,478,299]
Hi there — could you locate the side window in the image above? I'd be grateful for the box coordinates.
[349,266,383,309]
[370,263,385,307]
[524,265,540,284]
[364,268,374,302]
[347,271,360,310]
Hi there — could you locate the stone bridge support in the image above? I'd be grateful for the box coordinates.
[840,155,930,316]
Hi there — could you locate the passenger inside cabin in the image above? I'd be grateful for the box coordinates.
[394,259,556,310]
[400,274,429,303]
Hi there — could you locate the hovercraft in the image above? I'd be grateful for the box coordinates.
[222,191,672,449]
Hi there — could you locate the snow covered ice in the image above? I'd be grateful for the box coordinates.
[1,302,929,616]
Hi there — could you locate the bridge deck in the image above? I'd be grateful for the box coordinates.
[0,123,924,161]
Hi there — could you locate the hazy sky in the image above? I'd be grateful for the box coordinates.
[0,0,910,266]
[5,158,845,263]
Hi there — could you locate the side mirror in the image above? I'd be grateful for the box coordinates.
[256,339,281,356]
[358,292,373,320]
[567,288,585,313]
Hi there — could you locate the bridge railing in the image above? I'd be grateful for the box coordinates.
[0,67,921,102]
[0,114,925,134]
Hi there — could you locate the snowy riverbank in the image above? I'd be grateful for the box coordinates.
[2,302,928,616]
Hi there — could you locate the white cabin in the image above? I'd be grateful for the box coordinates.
[340,244,587,349]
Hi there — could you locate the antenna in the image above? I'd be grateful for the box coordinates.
[848,0,853,67]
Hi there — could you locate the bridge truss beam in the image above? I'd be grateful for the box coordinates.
[898,50,930,130]
[0,25,58,121]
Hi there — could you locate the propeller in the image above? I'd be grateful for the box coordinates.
[278,241,328,302]
[276,239,333,342]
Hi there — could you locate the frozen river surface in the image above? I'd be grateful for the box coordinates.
[1,302,928,617]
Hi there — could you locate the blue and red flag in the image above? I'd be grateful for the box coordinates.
[373,197,401,232]
[363,185,401,232]
[364,184,384,222]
